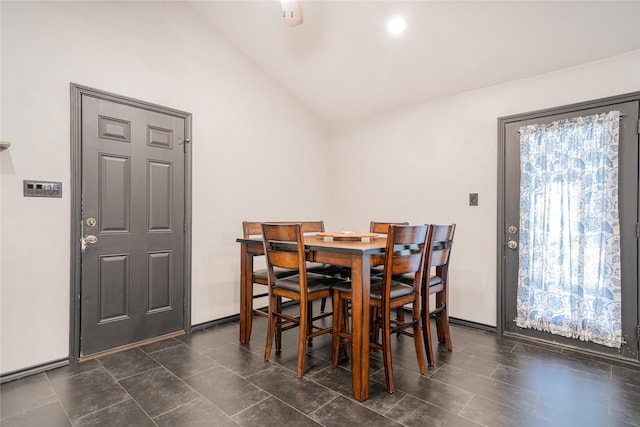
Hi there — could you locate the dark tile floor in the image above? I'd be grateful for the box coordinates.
[2,308,640,427]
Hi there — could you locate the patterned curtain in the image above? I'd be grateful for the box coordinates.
[516,111,622,348]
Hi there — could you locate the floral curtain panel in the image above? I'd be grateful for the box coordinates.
[516,111,622,348]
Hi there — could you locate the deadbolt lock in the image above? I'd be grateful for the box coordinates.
[508,226,518,234]
[85,217,97,227]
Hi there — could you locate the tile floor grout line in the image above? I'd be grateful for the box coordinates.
[97,348,164,383]
[229,394,274,422]
[0,373,73,426]
[72,360,146,425]
[153,351,249,425]
[149,395,201,421]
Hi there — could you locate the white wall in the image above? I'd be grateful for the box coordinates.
[2,1,639,376]
[0,1,331,374]
[328,50,640,327]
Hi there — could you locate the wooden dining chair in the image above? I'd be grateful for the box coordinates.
[243,220,339,326]
[396,224,456,365]
[242,221,298,322]
[262,223,342,378]
[332,224,431,393]
[422,224,456,365]
[369,221,411,324]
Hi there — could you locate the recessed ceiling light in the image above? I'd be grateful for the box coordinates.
[387,16,406,35]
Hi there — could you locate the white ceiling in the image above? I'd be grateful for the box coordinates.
[191,1,640,126]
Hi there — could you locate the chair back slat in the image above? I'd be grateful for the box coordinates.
[430,248,449,268]
[431,224,453,243]
[266,251,300,270]
[370,221,409,234]
[244,220,325,238]
[391,253,424,276]
[300,221,325,234]
[263,223,300,242]
[242,221,263,239]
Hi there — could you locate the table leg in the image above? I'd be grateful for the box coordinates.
[239,243,254,343]
[350,254,370,401]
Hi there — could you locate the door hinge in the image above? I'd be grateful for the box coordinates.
[637,119,640,135]
[184,222,187,232]
[636,325,640,340]
[636,223,640,239]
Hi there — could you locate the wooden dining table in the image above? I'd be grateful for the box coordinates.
[236,234,387,401]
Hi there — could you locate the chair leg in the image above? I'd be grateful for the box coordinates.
[307,301,314,346]
[421,290,435,366]
[275,296,282,351]
[331,292,343,366]
[435,292,452,351]
[381,305,395,393]
[342,300,351,359]
[370,306,380,347]
[297,298,309,378]
[411,300,426,375]
[264,292,277,361]
[320,297,327,313]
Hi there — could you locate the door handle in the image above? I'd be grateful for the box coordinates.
[507,240,518,250]
[81,234,97,253]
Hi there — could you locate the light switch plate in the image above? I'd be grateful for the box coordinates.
[469,193,478,206]
[24,180,62,198]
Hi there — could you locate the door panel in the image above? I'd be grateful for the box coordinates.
[80,95,186,356]
[148,161,173,231]
[99,254,130,322]
[501,98,639,359]
[99,154,131,232]
[148,251,172,312]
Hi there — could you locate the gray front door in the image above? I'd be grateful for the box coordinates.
[499,94,639,360]
[79,93,188,356]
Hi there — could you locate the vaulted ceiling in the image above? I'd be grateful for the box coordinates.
[192,1,640,126]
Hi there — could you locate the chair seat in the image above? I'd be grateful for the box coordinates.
[370,277,414,300]
[333,277,414,300]
[370,265,384,276]
[306,262,343,276]
[395,273,442,288]
[274,273,341,293]
[333,280,353,293]
[253,267,298,282]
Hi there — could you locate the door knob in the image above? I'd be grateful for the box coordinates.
[507,240,518,250]
[85,235,98,245]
